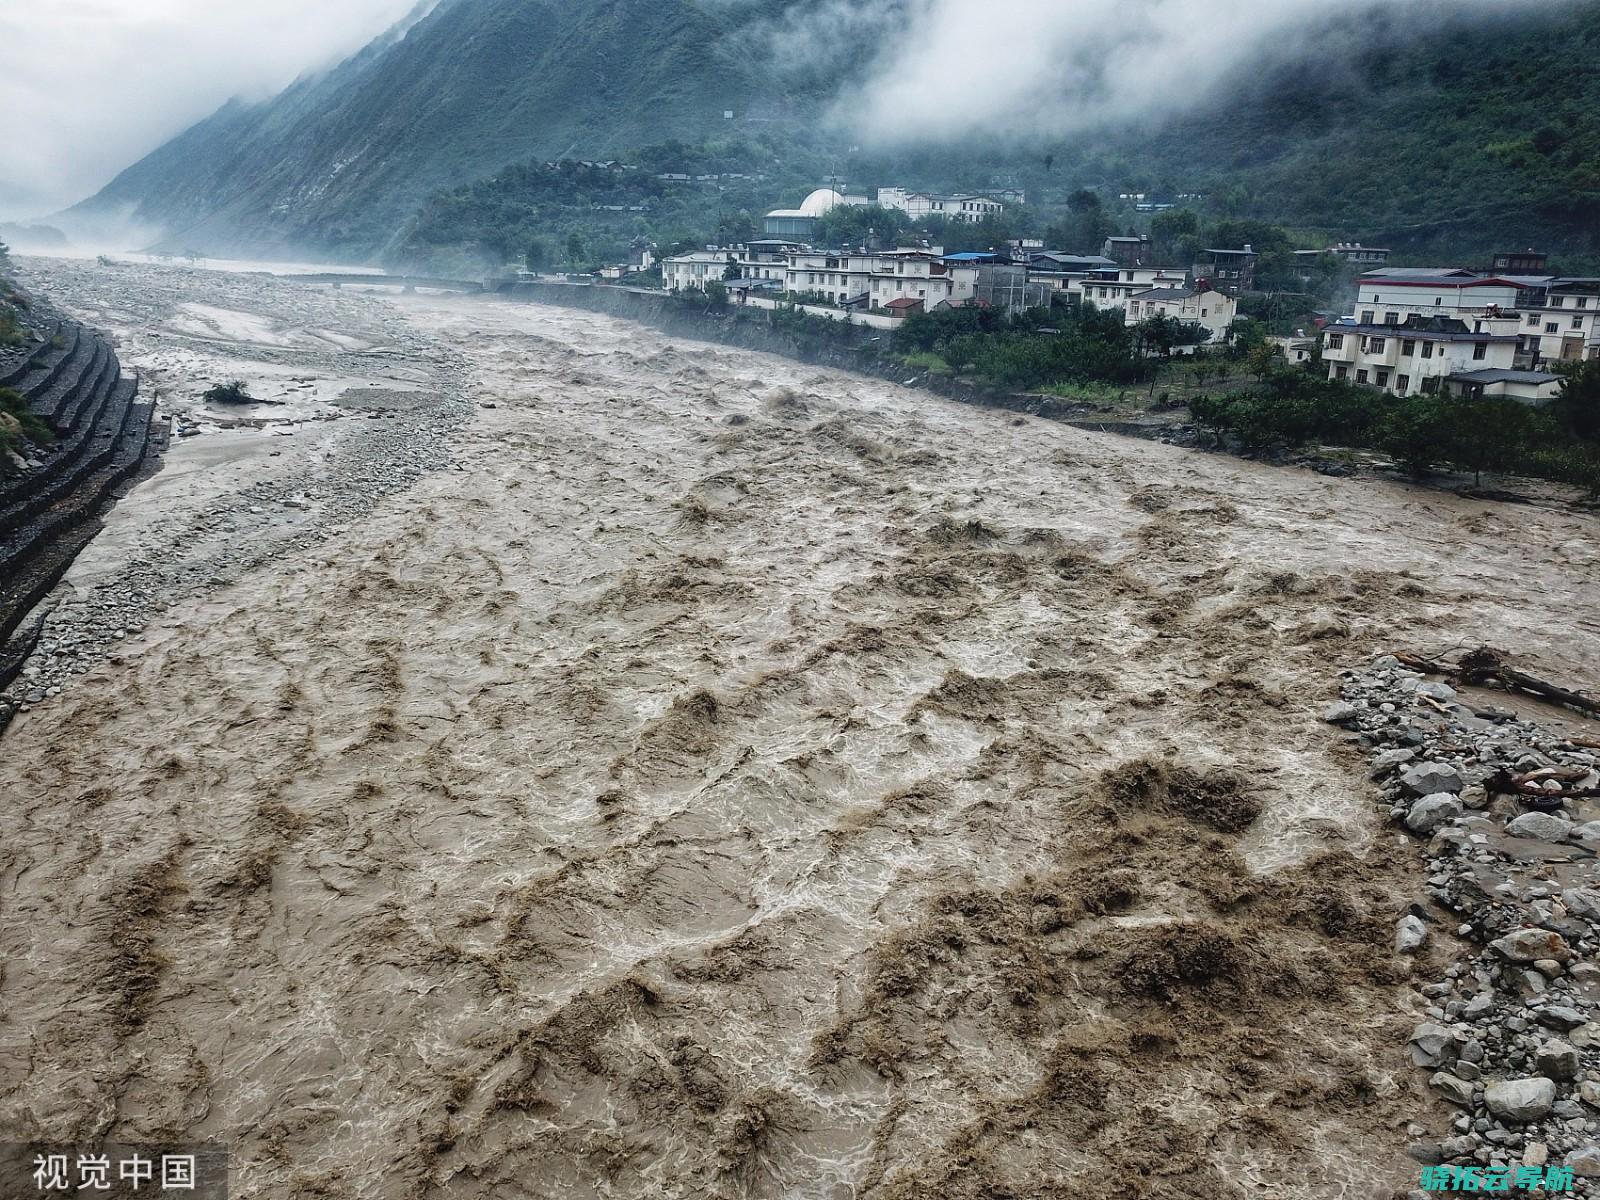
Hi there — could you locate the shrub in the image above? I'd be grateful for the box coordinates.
[0,386,53,467]
[202,380,256,404]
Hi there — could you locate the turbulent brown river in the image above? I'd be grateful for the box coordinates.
[3,264,1599,1199]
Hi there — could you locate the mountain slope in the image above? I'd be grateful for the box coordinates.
[66,0,813,259]
[1105,0,1600,253]
[67,0,1600,262]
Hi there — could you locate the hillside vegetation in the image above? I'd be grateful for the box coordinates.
[67,0,821,259]
[65,0,1600,262]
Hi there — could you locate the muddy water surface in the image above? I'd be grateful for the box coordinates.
[3,284,1599,1199]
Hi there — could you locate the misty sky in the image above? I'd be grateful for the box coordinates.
[0,0,421,222]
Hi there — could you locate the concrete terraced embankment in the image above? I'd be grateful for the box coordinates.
[0,319,167,724]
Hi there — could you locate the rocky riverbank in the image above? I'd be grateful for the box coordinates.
[1328,654,1600,1194]
[2,257,472,720]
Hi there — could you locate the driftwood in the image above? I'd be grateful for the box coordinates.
[1394,647,1600,721]
[1485,769,1600,808]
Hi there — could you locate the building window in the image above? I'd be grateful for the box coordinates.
[1579,298,1590,309]
[1551,297,1564,307]
[1574,317,1584,330]
[1421,377,1440,394]
[1397,374,1410,393]
[1360,310,1375,324]
[1473,343,1488,360]
[1356,369,1368,384]
[1434,297,1442,305]
[1336,365,1348,379]
[1422,343,1434,358]
[1546,322,1559,333]
[1326,333,1343,349]
[1385,311,1399,325]
[1369,337,1385,353]
[1376,370,1390,387]
[1402,339,1416,356]
[1528,313,1540,326]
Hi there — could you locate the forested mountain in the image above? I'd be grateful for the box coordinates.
[1102,0,1600,255]
[64,0,817,259]
[63,0,1600,262]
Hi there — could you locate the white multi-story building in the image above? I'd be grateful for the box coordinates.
[1321,314,1520,397]
[1070,267,1189,315]
[661,250,734,292]
[1344,268,1600,369]
[1124,287,1237,343]
[1518,277,1600,366]
[876,188,1005,223]
[1352,268,1531,323]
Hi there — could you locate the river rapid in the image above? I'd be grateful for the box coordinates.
[2,261,1599,1199]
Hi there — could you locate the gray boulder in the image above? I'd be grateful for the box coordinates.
[1405,793,1462,834]
[1396,914,1429,954]
[1400,762,1465,796]
[1429,1072,1476,1107]
[1535,1040,1580,1080]
[1489,928,1572,964]
[1506,811,1573,841]
[1536,1004,1586,1032]
[1323,701,1359,725]
[1483,1077,1556,1122]
[1563,887,1600,923]
[1409,1022,1456,1068]
[1566,1146,1600,1178]
[1370,748,1416,779]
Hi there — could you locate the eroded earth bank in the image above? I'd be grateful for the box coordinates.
[3,261,1599,1199]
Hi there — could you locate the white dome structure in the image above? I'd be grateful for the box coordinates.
[798,188,846,216]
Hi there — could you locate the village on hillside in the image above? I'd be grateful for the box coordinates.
[645,186,1600,407]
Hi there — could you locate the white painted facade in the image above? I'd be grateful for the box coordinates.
[1069,268,1188,314]
[876,188,1004,224]
[661,251,734,292]
[1519,279,1600,365]
[1124,288,1237,342]
[1321,319,1518,397]
[1352,271,1525,322]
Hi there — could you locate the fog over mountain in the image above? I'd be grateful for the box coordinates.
[0,0,428,221]
[810,0,1569,144]
[30,0,1600,259]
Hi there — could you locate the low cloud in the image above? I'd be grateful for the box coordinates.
[0,0,429,222]
[766,0,1565,147]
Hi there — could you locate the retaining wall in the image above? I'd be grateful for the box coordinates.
[0,322,164,703]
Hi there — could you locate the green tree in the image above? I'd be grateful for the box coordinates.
[1229,316,1268,357]
[1150,209,1199,260]
[525,238,551,271]
[1552,360,1600,442]
[565,231,586,267]
[0,240,10,272]
[1446,394,1535,486]
[1245,341,1282,381]
[1378,394,1452,475]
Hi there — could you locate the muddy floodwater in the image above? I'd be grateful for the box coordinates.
[3,263,1599,1199]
